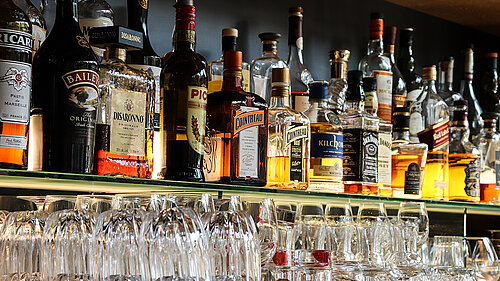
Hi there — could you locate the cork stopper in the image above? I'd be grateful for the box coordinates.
[422,65,437,81]
[439,57,454,83]
[271,68,290,97]
[383,26,397,53]
[464,48,474,75]
[222,28,238,37]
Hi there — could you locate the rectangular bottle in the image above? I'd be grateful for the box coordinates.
[205,50,268,186]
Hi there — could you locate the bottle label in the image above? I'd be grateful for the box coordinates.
[235,106,265,178]
[287,123,308,181]
[496,150,500,187]
[373,70,393,122]
[242,69,250,92]
[78,17,114,57]
[417,118,449,152]
[404,163,421,195]
[343,129,378,183]
[0,28,33,51]
[109,88,147,156]
[187,86,207,155]
[464,158,480,197]
[292,92,309,113]
[32,25,46,58]
[378,131,392,186]
[364,90,378,113]
[0,59,31,124]
[393,94,406,108]
[0,134,27,150]
[310,132,343,178]
[129,64,162,130]
[208,74,223,93]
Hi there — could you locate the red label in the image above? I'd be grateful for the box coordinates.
[417,118,449,151]
[233,110,265,135]
[62,69,99,89]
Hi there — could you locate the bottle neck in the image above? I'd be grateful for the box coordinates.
[367,39,384,55]
[127,0,150,43]
[53,0,80,32]
[104,48,126,62]
[393,130,411,141]
[288,44,304,65]
[288,15,304,64]
[438,67,454,91]
[270,94,291,108]
[422,80,437,94]
[450,124,470,141]
[262,42,278,55]
[222,71,243,92]
[397,45,415,72]
[173,4,196,52]
[331,61,347,79]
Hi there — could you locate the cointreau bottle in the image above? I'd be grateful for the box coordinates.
[205,50,268,186]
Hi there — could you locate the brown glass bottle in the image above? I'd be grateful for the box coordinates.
[205,50,268,186]
[160,0,208,181]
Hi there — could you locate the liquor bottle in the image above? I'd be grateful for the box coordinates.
[358,12,393,122]
[0,0,32,169]
[208,28,250,93]
[409,65,449,200]
[328,49,349,114]
[304,81,343,192]
[383,25,407,110]
[391,107,428,199]
[78,0,114,59]
[460,47,483,138]
[397,28,422,104]
[160,0,207,181]
[126,0,163,179]
[341,70,379,194]
[89,26,154,178]
[437,56,462,106]
[287,7,313,113]
[477,53,500,113]
[40,0,56,33]
[32,0,100,173]
[267,68,310,189]
[250,32,288,104]
[205,50,268,186]
[448,99,481,202]
[13,0,46,59]
[363,76,378,115]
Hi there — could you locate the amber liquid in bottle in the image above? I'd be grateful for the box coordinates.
[448,153,480,202]
[421,151,449,199]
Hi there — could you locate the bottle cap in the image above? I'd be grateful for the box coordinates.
[222,28,238,37]
[422,65,437,81]
[370,12,384,40]
[346,70,364,102]
[370,12,384,20]
[289,6,303,17]
[271,68,290,97]
[222,28,238,51]
[223,50,242,76]
[464,47,474,75]
[486,52,498,58]
[362,77,377,92]
[259,32,281,42]
[481,112,499,120]
[309,81,329,100]
[392,107,410,131]
[452,99,468,125]
[347,70,363,83]
[329,49,350,62]
[399,27,413,46]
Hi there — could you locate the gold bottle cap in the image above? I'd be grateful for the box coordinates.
[222,28,238,38]
[422,65,437,81]
[329,49,350,62]
[271,68,290,97]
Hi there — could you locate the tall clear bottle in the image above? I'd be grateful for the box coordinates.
[77,0,114,59]
[328,49,349,114]
[287,6,313,113]
[437,57,462,106]
[267,68,310,189]
[460,47,483,138]
[397,28,422,104]
[409,65,449,200]
[250,32,288,104]
[304,81,343,192]
[477,53,500,113]
[383,25,407,110]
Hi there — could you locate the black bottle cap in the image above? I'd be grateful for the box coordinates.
[362,77,377,92]
[259,32,281,42]
[370,12,384,20]
[347,70,363,83]
[309,81,329,100]
[89,26,143,50]
[399,27,414,46]
[346,70,364,102]
[485,53,498,70]
[393,107,410,131]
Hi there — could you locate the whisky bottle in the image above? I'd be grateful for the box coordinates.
[460,47,483,138]
[328,49,349,114]
[383,25,407,110]
[89,26,154,178]
[208,28,250,93]
[397,28,421,104]
[391,107,428,199]
[161,0,207,181]
[448,99,481,202]
[437,57,462,106]
[250,32,288,104]
[126,0,163,178]
[32,0,100,174]
[0,0,32,169]
[13,0,46,59]
[358,12,392,122]
[477,53,500,113]
[304,81,343,192]
[267,68,310,189]
[205,50,268,186]
[287,7,313,113]
[341,71,379,194]
[78,0,114,59]
[409,65,449,200]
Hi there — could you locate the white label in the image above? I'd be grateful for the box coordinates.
[373,70,393,122]
[0,60,31,124]
[253,76,268,100]
[293,95,310,113]
[110,88,147,156]
[296,37,304,51]
[79,17,114,57]
[0,134,27,149]
[32,25,46,56]
[238,106,259,178]
[407,89,422,103]
[242,69,250,92]
[186,86,207,154]
[378,131,392,185]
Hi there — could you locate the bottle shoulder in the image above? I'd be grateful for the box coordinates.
[162,50,207,77]
[13,0,46,29]
[34,34,99,69]
[0,0,32,33]
[208,89,268,109]
[77,0,114,20]
[269,106,310,124]
[358,53,392,76]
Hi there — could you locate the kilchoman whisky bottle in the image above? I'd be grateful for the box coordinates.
[205,50,268,185]
[448,99,481,202]
[358,12,392,122]
[32,0,100,173]
[13,0,46,59]
[161,0,207,181]
[409,65,449,200]
[328,49,349,114]
[437,56,462,106]
[208,28,250,93]
[341,70,379,194]
[460,47,483,138]
[250,32,288,104]
[89,26,154,178]
[383,25,407,110]
[391,107,428,199]
[304,81,343,192]
[78,0,114,59]
[126,0,163,178]
[287,6,313,113]
[267,68,310,189]
[0,0,32,169]
[477,53,500,113]
[397,27,421,105]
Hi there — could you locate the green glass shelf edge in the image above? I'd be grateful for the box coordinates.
[0,169,498,215]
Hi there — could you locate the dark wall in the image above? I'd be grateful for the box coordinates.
[32,0,500,87]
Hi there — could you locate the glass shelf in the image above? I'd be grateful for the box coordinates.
[0,169,499,216]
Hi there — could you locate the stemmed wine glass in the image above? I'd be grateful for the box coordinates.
[466,237,500,281]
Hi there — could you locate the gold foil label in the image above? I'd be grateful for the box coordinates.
[187,86,207,155]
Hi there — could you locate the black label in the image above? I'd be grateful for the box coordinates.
[288,123,307,181]
[464,158,480,197]
[0,28,33,52]
[404,163,421,195]
[343,128,378,183]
